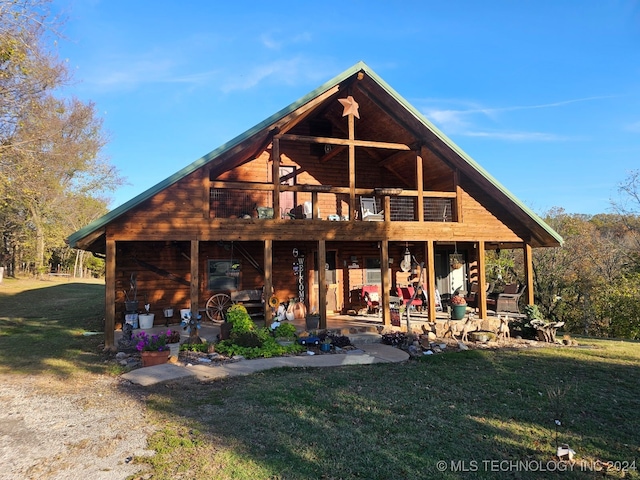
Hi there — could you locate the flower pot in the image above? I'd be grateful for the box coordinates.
[306,315,320,330]
[125,301,139,312]
[124,313,139,329]
[141,350,169,367]
[320,343,331,352]
[139,313,155,329]
[451,304,467,320]
[168,342,180,359]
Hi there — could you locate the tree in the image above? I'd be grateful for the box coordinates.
[3,95,119,272]
[0,0,121,276]
[612,170,640,268]
[0,0,68,156]
[533,208,639,338]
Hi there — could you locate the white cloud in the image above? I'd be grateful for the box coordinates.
[219,57,327,93]
[260,31,312,50]
[423,96,611,142]
[625,121,640,132]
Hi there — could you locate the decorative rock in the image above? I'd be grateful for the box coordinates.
[457,341,469,351]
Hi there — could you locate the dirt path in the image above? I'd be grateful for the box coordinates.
[0,373,156,480]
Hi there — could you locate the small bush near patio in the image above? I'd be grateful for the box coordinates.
[215,305,304,359]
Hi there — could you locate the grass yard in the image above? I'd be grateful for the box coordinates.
[1,278,639,479]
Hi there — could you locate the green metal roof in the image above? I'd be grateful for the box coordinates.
[67,61,563,248]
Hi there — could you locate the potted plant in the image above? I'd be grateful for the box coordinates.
[450,293,467,320]
[124,272,139,312]
[166,329,181,359]
[320,336,332,352]
[138,301,155,329]
[272,322,297,346]
[305,306,320,330]
[133,330,170,366]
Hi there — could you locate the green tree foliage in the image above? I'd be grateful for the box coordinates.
[0,0,120,276]
[533,194,640,339]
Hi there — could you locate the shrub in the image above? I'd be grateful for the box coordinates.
[273,322,297,338]
[225,304,254,334]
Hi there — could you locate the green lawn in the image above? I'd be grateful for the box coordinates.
[1,278,638,479]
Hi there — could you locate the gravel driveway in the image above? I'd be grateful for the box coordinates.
[0,373,156,480]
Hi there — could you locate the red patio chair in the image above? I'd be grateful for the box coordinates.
[362,285,380,314]
[397,286,423,310]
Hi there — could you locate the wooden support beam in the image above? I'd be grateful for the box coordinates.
[312,191,319,219]
[348,114,356,221]
[190,240,199,316]
[276,133,411,151]
[264,240,273,322]
[425,240,436,321]
[320,144,347,163]
[276,85,340,135]
[454,169,463,222]
[381,239,390,327]
[477,241,488,319]
[524,243,534,306]
[318,240,327,329]
[202,168,209,219]
[417,148,425,222]
[384,196,391,223]
[104,238,116,351]
[272,138,280,219]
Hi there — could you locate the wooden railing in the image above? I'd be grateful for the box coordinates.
[209,182,456,222]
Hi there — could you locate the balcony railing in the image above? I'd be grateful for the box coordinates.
[209,184,455,222]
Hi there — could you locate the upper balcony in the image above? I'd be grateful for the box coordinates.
[209,182,457,223]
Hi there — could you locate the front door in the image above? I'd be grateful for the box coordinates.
[435,252,467,296]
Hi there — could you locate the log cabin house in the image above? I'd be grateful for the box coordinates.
[67,62,563,349]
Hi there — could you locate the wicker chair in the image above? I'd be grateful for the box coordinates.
[487,283,526,314]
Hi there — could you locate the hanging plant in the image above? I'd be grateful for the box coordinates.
[450,255,464,270]
[450,242,463,270]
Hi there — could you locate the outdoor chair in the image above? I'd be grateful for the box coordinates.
[419,286,443,312]
[465,281,494,309]
[303,201,319,219]
[361,285,380,314]
[487,283,526,314]
[396,286,423,310]
[360,197,384,221]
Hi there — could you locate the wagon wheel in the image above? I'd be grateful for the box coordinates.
[205,293,233,323]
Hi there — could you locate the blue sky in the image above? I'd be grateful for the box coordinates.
[53,0,640,215]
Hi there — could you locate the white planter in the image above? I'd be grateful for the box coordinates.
[168,342,180,359]
[139,313,155,329]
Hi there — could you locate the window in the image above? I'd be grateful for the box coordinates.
[207,259,240,291]
[365,257,381,285]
